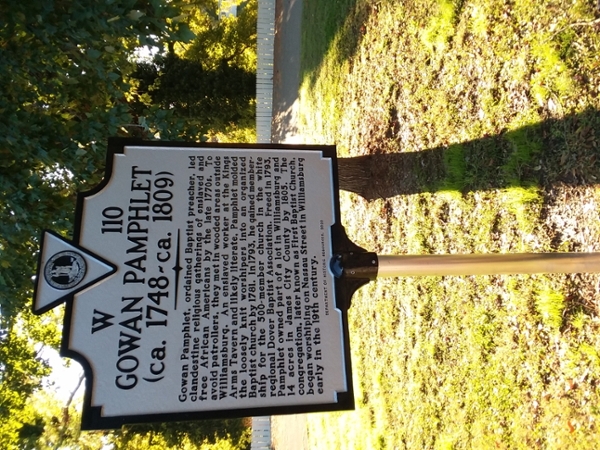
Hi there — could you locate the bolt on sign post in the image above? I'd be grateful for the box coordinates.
[34,138,600,429]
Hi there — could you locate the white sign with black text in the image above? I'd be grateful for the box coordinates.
[34,140,354,429]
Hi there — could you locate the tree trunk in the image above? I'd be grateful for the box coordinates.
[337,155,374,198]
[337,151,445,200]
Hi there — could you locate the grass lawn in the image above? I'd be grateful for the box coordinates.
[297,0,600,448]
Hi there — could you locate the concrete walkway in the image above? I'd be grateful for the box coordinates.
[270,1,311,449]
[271,413,308,450]
[271,0,304,144]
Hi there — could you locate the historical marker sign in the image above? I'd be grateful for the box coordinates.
[34,139,354,429]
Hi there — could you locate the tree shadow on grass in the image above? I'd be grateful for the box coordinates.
[274,0,368,141]
[338,108,600,200]
[300,0,368,85]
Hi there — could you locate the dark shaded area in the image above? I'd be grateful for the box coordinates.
[338,108,600,200]
[116,418,250,449]
[131,54,256,132]
[17,417,45,450]
[301,0,366,85]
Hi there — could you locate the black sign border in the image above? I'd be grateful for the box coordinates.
[61,138,356,429]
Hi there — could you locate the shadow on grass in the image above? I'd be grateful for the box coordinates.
[338,108,600,200]
[301,0,366,84]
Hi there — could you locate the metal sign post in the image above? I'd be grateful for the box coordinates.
[374,253,600,277]
[330,247,600,305]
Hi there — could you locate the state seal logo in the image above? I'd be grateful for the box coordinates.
[44,251,87,290]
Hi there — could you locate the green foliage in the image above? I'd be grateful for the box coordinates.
[0,12,201,444]
[0,0,200,323]
[129,0,257,135]
[0,311,60,449]
[114,419,251,450]
[185,0,257,72]
[20,387,111,450]
[132,54,255,133]
[0,1,256,448]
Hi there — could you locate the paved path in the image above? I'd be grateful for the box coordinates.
[270,0,310,448]
[271,413,308,450]
[271,0,304,144]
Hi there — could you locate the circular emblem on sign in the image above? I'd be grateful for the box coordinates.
[44,251,87,290]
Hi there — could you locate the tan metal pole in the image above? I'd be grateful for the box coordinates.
[376,253,600,277]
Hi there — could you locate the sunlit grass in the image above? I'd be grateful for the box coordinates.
[298,0,600,448]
